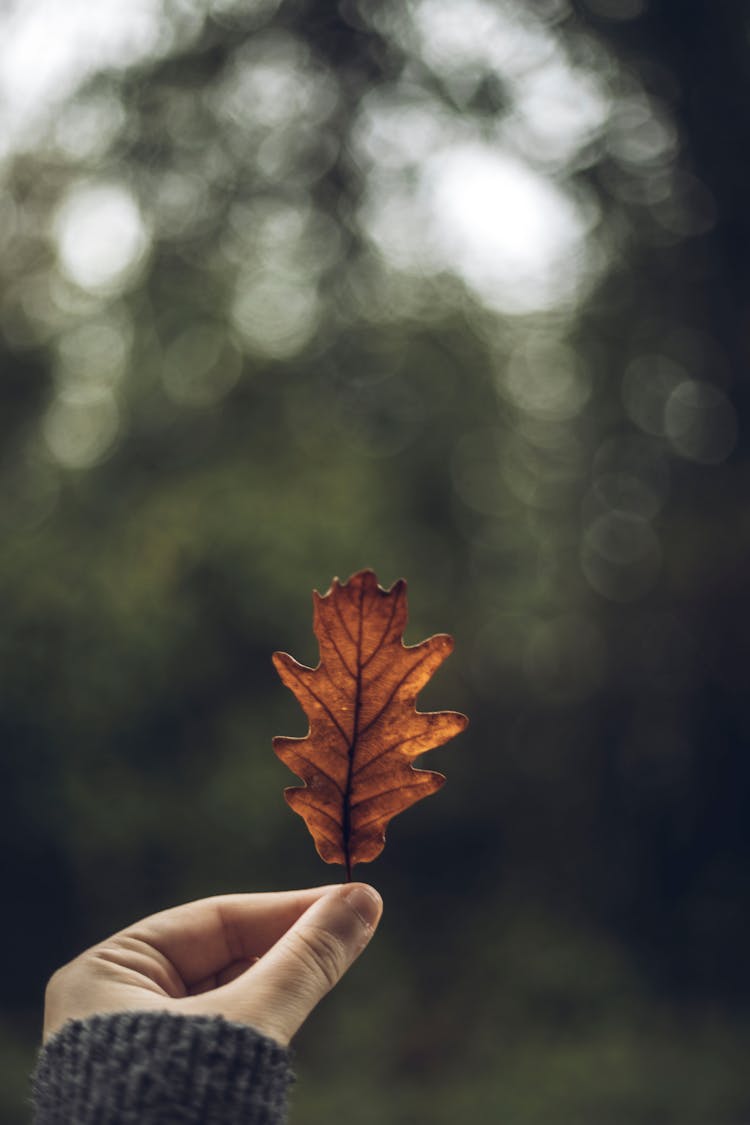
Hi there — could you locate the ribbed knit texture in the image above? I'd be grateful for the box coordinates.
[31,1010,294,1125]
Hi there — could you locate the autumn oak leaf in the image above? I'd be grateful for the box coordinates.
[272,569,469,879]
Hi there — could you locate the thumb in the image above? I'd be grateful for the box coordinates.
[217,883,382,1045]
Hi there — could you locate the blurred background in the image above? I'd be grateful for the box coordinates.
[2,0,750,1121]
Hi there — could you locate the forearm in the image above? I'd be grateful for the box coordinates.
[32,1010,294,1125]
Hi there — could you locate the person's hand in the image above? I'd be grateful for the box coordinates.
[43,883,382,1047]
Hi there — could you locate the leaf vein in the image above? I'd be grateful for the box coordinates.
[288,754,345,794]
[317,613,356,679]
[353,782,433,826]
[332,596,356,646]
[351,737,407,778]
[361,588,399,671]
[357,650,431,740]
[283,664,350,746]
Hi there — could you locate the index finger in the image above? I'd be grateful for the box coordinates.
[120,887,337,987]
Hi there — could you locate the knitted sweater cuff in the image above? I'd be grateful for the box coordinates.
[31,1010,294,1125]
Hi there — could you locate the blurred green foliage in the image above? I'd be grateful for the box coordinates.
[2,0,750,1121]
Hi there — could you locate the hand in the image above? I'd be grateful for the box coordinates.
[43,883,382,1047]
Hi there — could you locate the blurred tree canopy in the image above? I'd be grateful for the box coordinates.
[2,0,750,1121]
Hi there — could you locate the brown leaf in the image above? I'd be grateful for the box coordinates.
[272,569,468,878]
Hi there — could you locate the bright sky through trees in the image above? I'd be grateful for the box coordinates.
[1,0,611,317]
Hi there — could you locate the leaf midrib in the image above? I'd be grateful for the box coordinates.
[342,580,365,878]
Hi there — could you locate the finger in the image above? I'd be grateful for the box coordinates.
[121,887,335,987]
[191,883,382,1044]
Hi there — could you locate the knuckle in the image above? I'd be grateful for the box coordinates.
[45,960,76,1002]
[44,967,64,1004]
[43,957,84,1031]
[289,924,347,993]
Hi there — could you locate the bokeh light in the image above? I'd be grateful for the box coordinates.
[664,379,737,464]
[42,385,120,469]
[53,181,150,294]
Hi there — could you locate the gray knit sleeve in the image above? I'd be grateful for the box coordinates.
[31,1010,294,1124]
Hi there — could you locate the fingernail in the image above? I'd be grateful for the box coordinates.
[340,883,383,929]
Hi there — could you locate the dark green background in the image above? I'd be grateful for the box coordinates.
[2,1,750,1121]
